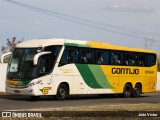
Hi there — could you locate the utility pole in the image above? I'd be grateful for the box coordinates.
[145,37,154,49]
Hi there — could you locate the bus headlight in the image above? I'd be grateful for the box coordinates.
[27,80,42,87]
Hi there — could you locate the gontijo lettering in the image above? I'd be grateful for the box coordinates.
[112,68,139,74]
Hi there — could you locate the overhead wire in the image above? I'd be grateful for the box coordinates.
[2,0,160,40]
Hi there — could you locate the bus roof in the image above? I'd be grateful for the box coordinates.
[16,38,156,53]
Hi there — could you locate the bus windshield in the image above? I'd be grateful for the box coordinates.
[7,45,62,80]
[7,48,42,80]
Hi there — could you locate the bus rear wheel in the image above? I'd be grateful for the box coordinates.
[56,84,68,100]
[132,84,141,97]
[123,83,132,98]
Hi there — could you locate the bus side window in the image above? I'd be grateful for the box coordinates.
[59,47,77,66]
[38,55,52,76]
[104,50,109,64]
[110,51,121,65]
[138,54,146,66]
[79,48,93,64]
[60,49,68,65]
[44,45,62,69]
[95,50,104,64]
[148,54,156,66]
[123,52,135,66]
[80,49,88,63]
[67,49,74,63]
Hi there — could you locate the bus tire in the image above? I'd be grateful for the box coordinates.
[132,84,141,97]
[123,83,132,98]
[56,84,68,100]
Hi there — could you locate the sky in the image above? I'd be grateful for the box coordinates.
[0,0,160,55]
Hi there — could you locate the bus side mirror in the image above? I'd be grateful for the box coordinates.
[33,52,51,65]
[1,52,12,64]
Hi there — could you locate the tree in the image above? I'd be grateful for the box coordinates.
[1,37,23,54]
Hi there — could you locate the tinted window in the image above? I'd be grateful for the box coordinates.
[123,52,136,66]
[59,47,78,66]
[148,54,156,66]
[59,46,156,67]
[137,53,147,66]
[110,51,122,65]
[79,48,94,64]
[95,50,104,64]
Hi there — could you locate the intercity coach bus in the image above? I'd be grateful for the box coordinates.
[1,38,157,100]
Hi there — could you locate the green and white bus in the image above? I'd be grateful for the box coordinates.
[1,38,157,100]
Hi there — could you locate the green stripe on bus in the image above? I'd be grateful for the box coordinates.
[64,43,90,48]
[76,64,113,89]
[88,65,113,88]
[75,64,102,88]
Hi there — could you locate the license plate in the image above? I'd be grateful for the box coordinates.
[14,90,20,93]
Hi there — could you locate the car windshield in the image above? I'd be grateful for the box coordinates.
[7,48,42,80]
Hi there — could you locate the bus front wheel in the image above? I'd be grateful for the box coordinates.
[123,83,132,98]
[56,84,68,100]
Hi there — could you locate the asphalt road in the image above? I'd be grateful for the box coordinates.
[0,92,160,111]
